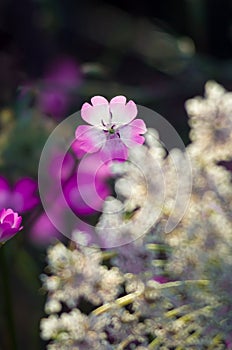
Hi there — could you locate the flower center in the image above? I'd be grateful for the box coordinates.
[102,120,117,134]
[108,126,115,134]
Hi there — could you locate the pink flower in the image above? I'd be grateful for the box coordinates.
[75,96,147,160]
[0,177,39,214]
[0,208,23,243]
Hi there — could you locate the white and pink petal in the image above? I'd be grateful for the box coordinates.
[119,119,147,148]
[110,97,137,125]
[100,136,128,162]
[75,125,106,153]
[110,96,127,105]
[81,99,110,126]
[91,96,108,106]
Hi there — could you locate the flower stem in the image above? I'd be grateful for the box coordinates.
[0,244,18,350]
[148,336,163,349]
[91,290,142,316]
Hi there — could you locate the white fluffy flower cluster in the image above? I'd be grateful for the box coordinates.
[41,309,109,350]
[41,82,232,349]
[41,242,124,309]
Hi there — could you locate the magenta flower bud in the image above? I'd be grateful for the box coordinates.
[0,208,23,243]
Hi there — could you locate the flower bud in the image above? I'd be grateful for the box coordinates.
[0,208,23,243]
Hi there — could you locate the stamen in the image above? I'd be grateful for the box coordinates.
[109,128,115,134]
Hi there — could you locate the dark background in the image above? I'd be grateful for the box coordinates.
[1,0,232,141]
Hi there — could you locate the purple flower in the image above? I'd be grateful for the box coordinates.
[48,151,75,182]
[30,208,63,245]
[75,96,147,160]
[63,152,111,215]
[153,275,169,284]
[0,208,23,243]
[38,90,68,118]
[38,57,82,118]
[31,151,111,244]
[0,177,39,214]
[43,58,82,89]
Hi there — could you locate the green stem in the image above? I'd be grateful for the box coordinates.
[148,336,163,349]
[91,290,142,316]
[0,244,18,350]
